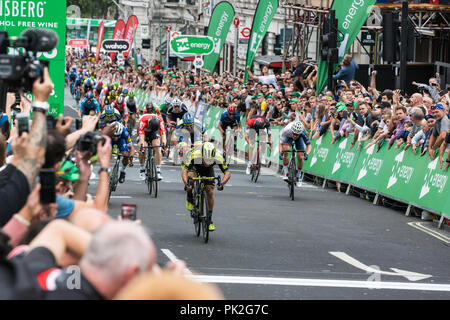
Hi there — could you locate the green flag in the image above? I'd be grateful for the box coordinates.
[244,0,279,83]
[203,1,235,73]
[316,0,376,94]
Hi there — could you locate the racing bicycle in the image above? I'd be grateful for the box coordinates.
[188,176,222,244]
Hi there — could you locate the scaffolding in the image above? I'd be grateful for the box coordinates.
[281,2,450,63]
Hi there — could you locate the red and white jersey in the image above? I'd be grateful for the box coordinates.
[138,113,166,136]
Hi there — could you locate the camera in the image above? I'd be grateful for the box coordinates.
[76,131,106,156]
[0,29,58,93]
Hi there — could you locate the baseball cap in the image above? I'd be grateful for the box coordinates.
[291,91,301,97]
[289,99,298,103]
[431,103,444,111]
[336,102,347,112]
[425,114,435,120]
[56,160,79,182]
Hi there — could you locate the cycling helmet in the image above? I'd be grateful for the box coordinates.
[164,96,173,105]
[108,84,114,91]
[97,81,103,87]
[292,121,304,135]
[252,118,265,130]
[227,105,237,115]
[128,91,135,98]
[117,96,124,104]
[56,160,80,181]
[123,89,129,95]
[113,122,124,137]
[182,112,194,125]
[172,98,182,107]
[145,101,155,113]
[202,142,216,164]
[105,105,115,115]
[148,116,160,131]
[86,92,94,100]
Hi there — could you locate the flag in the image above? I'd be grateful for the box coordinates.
[96,22,105,62]
[203,1,235,73]
[110,19,126,61]
[316,0,376,94]
[244,0,279,83]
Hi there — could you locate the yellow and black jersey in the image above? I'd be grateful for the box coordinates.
[185,149,229,174]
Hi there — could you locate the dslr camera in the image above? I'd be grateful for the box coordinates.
[0,29,58,93]
[76,132,106,156]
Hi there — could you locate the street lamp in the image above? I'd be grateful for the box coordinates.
[111,0,127,17]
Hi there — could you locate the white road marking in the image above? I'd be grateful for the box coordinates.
[161,249,192,275]
[187,274,450,292]
[408,222,450,244]
[329,251,432,282]
[110,196,133,199]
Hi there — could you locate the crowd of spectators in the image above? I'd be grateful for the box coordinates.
[145,54,450,171]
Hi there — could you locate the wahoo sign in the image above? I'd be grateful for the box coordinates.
[102,40,130,52]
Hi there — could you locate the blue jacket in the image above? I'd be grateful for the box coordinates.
[333,60,359,86]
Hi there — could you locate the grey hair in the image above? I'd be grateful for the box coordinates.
[410,107,425,120]
[80,221,155,281]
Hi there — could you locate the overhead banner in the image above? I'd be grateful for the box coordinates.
[96,22,105,62]
[123,15,139,58]
[316,0,376,94]
[1,0,67,116]
[110,19,126,61]
[244,0,279,83]
[203,1,235,73]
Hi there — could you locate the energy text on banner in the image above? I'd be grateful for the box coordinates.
[96,22,105,62]
[110,19,126,61]
[316,0,376,94]
[244,0,279,83]
[1,0,67,116]
[203,1,235,73]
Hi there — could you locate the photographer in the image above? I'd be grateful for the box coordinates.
[0,67,52,226]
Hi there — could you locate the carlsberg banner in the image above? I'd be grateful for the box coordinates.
[203,1,235,73]
[1,0,67,115]
[316,0,376,94]
[244,0,278,83]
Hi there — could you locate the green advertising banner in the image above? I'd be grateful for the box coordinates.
[1,0,67,115]
[316,0,376,94]
[203,1,235,73]
[171,36,215,55]
[244,0,279,83]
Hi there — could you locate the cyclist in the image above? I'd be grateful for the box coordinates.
[245,115,273,175]
[74,74,83,104]
[182,142,231,232]
[68,67,78,92]
[114,95,129,126]
[138,111,167,181]
[177,112,207,146]
[124,91,138,132]
[280,120,312,187]
[94,80,103,99]
[79,92,100,117]
[218,104,242,155]
[167,98,188,151]
[159,96,173,124]
[99,104,122,129]
[83,77,95,94]
[111,121,135,184]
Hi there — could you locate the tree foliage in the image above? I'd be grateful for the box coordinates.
[67,0,115,19]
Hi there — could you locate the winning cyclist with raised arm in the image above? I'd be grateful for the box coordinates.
[182,142,231,232]
[280,121,312,187]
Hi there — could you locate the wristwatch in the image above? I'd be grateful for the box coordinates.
[31,101,49,113]
[99,167,111,174]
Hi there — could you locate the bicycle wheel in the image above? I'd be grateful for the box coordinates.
[146,154,152,195]
[109,159,120,196]
[151,156,158,198]
[201,189,210,243]
[193,183,201,237]
[253,148,261,183]
[288,157,296,201]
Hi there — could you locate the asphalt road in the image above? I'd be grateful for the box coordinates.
[65,89,450,300]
